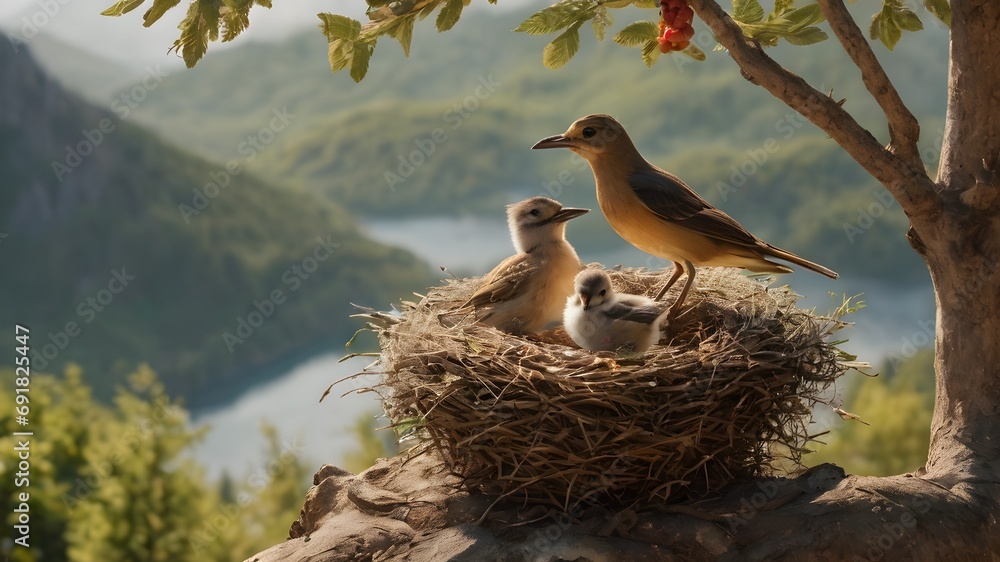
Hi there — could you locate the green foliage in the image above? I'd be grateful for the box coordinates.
[543,21,584,69]
[101,0,271,67]
[100,0,946,77]
[64,366,210,562]
[729,0,828,47]
[0,366,311,561]
[870,0,929,51]
[807,349,934,476]
[923,0,950,27]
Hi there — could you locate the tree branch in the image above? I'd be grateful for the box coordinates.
[817,0,923,171]
[685,0,941,219]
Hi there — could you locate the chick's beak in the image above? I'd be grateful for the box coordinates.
[547,207,590,223]
[581,295,590,310]
[531,134,575,150]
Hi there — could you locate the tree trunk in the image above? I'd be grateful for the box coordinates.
[919,0,1000,485]
[918,214,1000,484]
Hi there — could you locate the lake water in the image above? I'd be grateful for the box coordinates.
[188,215,935,480]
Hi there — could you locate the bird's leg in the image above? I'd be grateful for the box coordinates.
[654,262,685,301]
[666,261,696,320]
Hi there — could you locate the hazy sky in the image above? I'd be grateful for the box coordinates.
[0,1,525,69]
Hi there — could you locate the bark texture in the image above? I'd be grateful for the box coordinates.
[246,454,1000,561]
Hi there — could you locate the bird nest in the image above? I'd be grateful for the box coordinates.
[343,265,854,512]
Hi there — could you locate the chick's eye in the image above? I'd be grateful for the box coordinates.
[582,127,597,138]
[530,209,541,216]
[599,289,607,296]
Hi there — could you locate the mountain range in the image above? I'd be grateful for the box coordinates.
[0,39,433,401]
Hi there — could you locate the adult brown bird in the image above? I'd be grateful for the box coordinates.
[460,196,589,334]
[532,114,837,319]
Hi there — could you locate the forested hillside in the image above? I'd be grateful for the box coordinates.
[0,41,433,400]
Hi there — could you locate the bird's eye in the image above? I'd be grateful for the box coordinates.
[599,289,607,296]
[530,209,541,217]
[582,127,597,138]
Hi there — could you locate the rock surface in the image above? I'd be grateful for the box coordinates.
[245,451,998,561]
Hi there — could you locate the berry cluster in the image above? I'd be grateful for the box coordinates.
[658,0,695,53]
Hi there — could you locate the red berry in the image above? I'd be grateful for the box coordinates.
[663,28,682,42]
[679,24,695,40]
[678,6,694,23]
[664,10,678,26]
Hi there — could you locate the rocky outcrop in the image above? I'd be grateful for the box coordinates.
[246,451,1000,561]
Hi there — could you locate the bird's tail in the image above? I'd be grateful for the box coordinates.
[760,244,838,279]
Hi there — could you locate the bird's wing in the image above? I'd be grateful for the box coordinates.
[629,167,761,248]
[462,253,538,309]
[601,301,665,325]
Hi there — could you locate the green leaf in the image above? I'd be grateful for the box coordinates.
[613,20,658,47]
[736,2,828,48]
[318,13,362,41]
[142,0,182,27]
[101,0,145,17]
[221,8,250,42]
[681,43,706,61]
[436,0,464,32]
[169,1,217,68]
[896,8,923,32]
[394,14,415,56]
[872,9,902,50]
[350,41,374,82]
[515,0,596,35]
[732,0,765,24]
[782,3,826,30]
[923,0,950,27]
[417,1,438,20]
[769,0,793,18]
[591,6,612,41]
[542,22,582,69]
[640,38,660,67]
[327,38,353,72]
[784,26,828,45]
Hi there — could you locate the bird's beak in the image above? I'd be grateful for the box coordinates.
[531,134,574,150]
[581,296,590,310]
[546,207,590,223]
